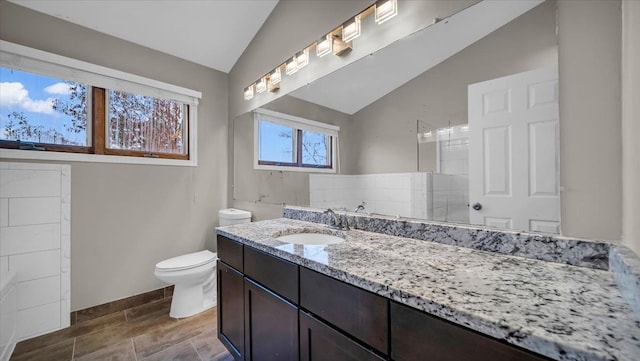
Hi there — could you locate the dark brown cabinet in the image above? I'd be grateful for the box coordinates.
[390,301,550,361]
[217,260,244,360]
[299,311,385,361]
[300,267,388,354]
[244,278,298,361]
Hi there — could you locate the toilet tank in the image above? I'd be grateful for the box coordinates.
[219,208,252,226]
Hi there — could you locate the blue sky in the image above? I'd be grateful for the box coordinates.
[259,121,294,162]
[258,120,328,165]
[0,67,86,144]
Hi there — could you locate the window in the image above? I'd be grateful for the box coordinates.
[254,108,339,172]
[0,41,201,165]
[0,68,89,148]
[106,89,188,157]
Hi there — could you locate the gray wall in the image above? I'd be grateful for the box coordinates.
[232,96,350,220]
[558,0,622,241]
[0,2,229,310]
[622,0,640,255]
[344,1,558,174]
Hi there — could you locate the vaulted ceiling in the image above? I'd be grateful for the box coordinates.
[8,0,279,73]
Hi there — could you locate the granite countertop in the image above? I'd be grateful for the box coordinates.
[216,218,640,361]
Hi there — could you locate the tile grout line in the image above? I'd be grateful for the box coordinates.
[70,337,76,361]
[189,339,204,361]
[131,338,138,361]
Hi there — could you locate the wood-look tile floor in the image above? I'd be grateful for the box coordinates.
[10,298,233,361]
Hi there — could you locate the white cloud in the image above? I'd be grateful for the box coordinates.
[44,82,71,95]
[0,82,55,115]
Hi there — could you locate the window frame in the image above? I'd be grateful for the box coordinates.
[253,108,339,173]
[0,41,201,167]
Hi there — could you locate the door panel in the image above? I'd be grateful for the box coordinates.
[469,66,560,233]
[217,261,244,360]
[244,278,298,361]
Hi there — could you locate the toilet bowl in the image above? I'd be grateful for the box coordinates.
[154,250,217,318]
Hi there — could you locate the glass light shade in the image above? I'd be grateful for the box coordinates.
[269,68,281,85]
[255,77,267,93]
[267,69,281,92]
[296,49,309,69]
[375,0,398,24]
[285,58,298,75]
[342,17,361,42]
[316,35,333,57]
[244,85,254,100]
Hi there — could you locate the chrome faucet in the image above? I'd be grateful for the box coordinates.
[324,208,350,230]
[353,202,366,213]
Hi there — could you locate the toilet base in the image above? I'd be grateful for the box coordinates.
[169,283,216,319]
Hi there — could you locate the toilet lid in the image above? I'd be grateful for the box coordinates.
[156,250,216,271]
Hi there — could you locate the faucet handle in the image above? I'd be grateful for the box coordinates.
[340,214,350,231]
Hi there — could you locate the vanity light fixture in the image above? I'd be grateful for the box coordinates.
[244,84,255,100]
[296,49,310,69]
[342,17,361,42]
[268,68,281,92]
[244,0,399,100]
[285,49,310,76]
[316,34,333,57]
[285,57,298,75]
[375,0,398,24]
[255,77,267,93]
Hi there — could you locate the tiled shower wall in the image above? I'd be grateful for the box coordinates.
[0,162,70,340]
[309,173,431,219]
[310,172,469,222]
[431,173,469,224]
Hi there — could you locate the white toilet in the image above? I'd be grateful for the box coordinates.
[154,208,251,318]
[155,250,217,318]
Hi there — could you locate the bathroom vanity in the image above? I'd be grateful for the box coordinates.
[215,209,640,361]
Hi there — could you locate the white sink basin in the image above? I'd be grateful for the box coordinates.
[276,233,345,245]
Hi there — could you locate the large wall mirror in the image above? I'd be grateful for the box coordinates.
[232,0,561,234]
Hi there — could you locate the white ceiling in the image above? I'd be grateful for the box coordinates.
[8,0,279,73]
[290,0,544,115]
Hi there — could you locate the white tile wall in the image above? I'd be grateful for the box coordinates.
[0,170,61,198]
[0,162,70,341]
[310,173,428,218]
[0,256,8,287]
[10,250,61,283]
[17,302,60,340]
[0,199,7,227]
[0,224,61,256]
[17,276,61,311]
[8,197,61,226]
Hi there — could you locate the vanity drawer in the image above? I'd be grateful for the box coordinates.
[244,246,299,304]
[390,301,550,361]
[299,267,388,354]
[217,235,243,272]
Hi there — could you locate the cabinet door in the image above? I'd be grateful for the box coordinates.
[217,260,244,360]
[244,278,299,361]
[300,311,385,361]
[390,301,550,361]
[300,267,388,354]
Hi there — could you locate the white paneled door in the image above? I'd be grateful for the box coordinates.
[468,66,560,233]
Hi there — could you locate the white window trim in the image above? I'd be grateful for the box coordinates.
[0,41,201,167]
[253,108,339,173]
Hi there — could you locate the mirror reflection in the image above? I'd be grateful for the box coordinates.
[233,0,560,234]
